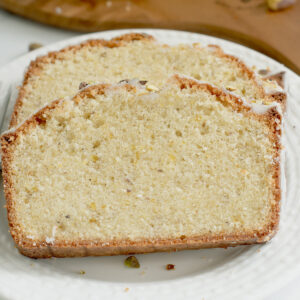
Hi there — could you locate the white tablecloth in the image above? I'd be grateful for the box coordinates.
[0,8,299,300]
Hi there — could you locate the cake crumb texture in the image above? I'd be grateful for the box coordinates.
[1,77,281,257]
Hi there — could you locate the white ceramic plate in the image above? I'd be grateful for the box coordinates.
[0,29,299,300]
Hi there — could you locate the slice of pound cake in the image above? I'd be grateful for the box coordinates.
[1,75,282,258]
[10,33,286,127]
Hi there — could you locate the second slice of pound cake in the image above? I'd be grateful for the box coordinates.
[10,33,285,127]
[1,75,282,258]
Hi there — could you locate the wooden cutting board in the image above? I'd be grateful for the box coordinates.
[0,0,299,74]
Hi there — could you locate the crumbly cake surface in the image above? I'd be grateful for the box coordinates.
[1,76,282,258]
[10,33,285,127]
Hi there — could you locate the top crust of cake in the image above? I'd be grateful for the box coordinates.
[1,75,282,258]
[9,33,286,128]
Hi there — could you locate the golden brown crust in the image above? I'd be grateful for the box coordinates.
[1,77,282,258]
[17,237,258,259]
[269,91,287,112]
[10,33,286,128]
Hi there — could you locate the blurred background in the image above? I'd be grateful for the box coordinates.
[0,0,299,73]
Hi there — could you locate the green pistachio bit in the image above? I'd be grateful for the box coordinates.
[29,43,43,51]
[124,256,140,268]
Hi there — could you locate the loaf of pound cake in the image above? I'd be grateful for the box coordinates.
[10,33,285,128]
[1,75,282,258]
